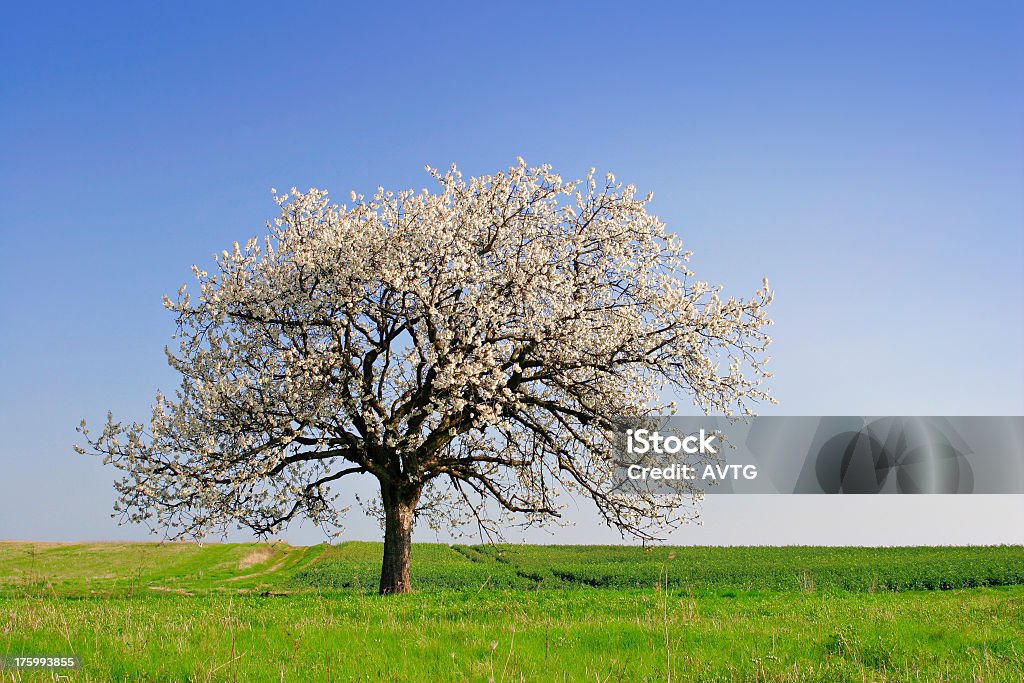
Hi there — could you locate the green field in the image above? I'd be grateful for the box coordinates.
[2,542,1023,681]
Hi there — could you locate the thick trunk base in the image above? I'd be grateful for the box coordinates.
[379,485,419,595]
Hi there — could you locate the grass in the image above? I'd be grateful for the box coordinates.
[2,542,1023,681]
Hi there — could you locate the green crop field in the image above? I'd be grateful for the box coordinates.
[2,542,1023,681]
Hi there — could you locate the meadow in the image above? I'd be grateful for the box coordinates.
[2,542,1023,681]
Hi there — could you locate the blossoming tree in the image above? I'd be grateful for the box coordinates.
[77,160,774,594]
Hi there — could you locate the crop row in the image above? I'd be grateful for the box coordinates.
[289,543,1024,593]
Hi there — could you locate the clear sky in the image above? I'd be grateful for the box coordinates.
[2,2,1022,545]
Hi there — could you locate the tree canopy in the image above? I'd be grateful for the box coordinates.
[78,160,774,592]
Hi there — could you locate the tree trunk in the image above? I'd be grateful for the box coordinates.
[379,484,420,595]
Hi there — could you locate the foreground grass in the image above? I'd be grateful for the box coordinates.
[2,543,1023,681]
[5,588,1023,681]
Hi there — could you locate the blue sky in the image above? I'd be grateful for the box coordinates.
[2,2,1022,544]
